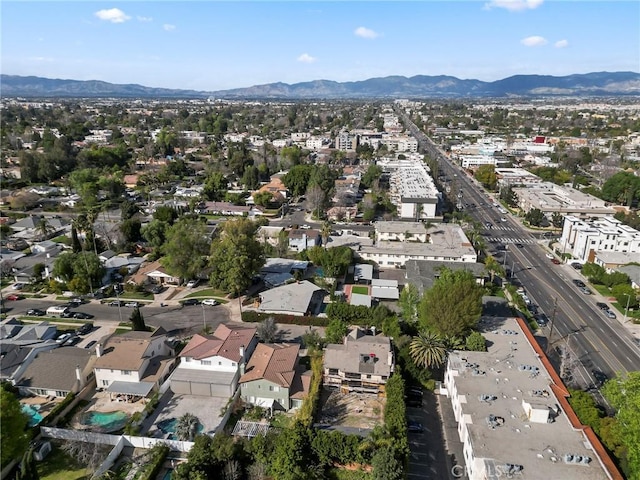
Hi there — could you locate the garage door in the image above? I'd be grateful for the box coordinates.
[209,383,231,397]
[191,382,212,396]
[171,380,192,395]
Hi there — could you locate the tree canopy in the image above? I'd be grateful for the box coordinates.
[601,172,640,206]
[418,268,483,338]
[208,218,265,296]
[1,385,30,466]
[162,218,210,280]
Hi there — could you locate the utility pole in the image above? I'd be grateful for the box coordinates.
[545,297,559,354]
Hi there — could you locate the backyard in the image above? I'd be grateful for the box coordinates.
[37,445,88,480]
[350,285,370,296]
[317,389,384,430]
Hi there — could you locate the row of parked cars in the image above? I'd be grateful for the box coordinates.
[55,322,93,347]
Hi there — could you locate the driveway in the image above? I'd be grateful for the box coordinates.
[406,391,460,480]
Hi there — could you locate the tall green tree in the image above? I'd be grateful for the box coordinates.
[162,218,210,281]
[269,420,315,480]
[398,283,420,323]
[418,268,483,338]
[601,172,640,206]
[371,447,404,480]
[603,372,640,478]
[0,385,30,466]
[129,307,147,331]
[524,208,546,227]
[209,218,265,296]
[474,164,497,190]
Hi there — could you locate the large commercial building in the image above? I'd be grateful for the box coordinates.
[378,158,440,220]
[512,182,614,218]
[560,215,640,263]
[442,316,622,480]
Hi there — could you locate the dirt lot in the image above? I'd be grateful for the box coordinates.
[317,388,385,429]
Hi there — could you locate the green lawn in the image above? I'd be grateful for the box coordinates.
[591,284,612,297]
[351,285,369,295]
[611,302,640,321]
[184,288,228,299]
[37,446,88,480]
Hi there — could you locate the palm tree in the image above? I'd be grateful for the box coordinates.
[443,335,465,351]
[409,332,447,369]
[484,255,505,283]
[36,217,53,241]
[174,413,199,441]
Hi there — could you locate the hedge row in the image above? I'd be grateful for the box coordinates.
[45,392,76,426]
[241,310,329,327]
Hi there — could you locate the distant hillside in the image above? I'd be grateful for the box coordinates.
[2,72,639,99]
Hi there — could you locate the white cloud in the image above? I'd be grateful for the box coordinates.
[137,16,153,22]
[94,8,131,23]
[163,24,176,31]
[354,26,379,39]
[484,0,543,11]
[521,35,548,47]
[297,53,317,64]
[554,39,569,48]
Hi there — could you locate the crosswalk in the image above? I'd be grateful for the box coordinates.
[486,225,518,232]
[486,237,536,244]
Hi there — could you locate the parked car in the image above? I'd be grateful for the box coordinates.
[545,253,554,259]
[535,314,548,326]
[182,298,200,306]
[596,302,608,310]
[5,294,21,301]
[55,333,73,344]
[12,283,24,290]
[108,300,123,307]
[150,285,164,294]
[573,279,586,288]
[124,301,140,308]
[407,421,424,433]
[571,262,583,270]
[406,397,422,408]
[60,311,74,318]
[604,309,616,319]
[85,340,97,349]
[551,258,561,265]
[26,309,46,316]
[64,335,81,346]
[186,279,199,288]
[579,286,592,295]
[73,312,93,320]
[77,323,93,335]
[202,299,219,306]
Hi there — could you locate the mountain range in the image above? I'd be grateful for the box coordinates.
[2,72,639,99]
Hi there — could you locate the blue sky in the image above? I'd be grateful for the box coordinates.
[2,1,639,91]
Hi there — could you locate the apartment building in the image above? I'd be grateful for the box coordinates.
[513,182,614,218]
[442,316,622,480]
[560,215,640,263]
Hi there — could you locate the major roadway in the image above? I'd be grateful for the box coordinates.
[401,112,640,392]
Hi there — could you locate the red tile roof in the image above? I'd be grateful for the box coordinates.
[180,324,256,362]
[239,343,300,387]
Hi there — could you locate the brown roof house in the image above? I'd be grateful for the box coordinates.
[94,327,176,401]
[128,259,181,286]
[16,347,97,399]
[171,323,258,397]
[239,343,310,412]
[323,327,395,395]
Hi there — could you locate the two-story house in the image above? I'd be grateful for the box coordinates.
[239,343,310,412]
[171,323,258,397]
[323,327,394,395]
[94,327,176,401]
[288,229,321,252]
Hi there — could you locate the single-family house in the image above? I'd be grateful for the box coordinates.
[323,327,395,395]
[16,347,96,399]
[128,260,181,286]
[257,280,326,316]
[251,175,288,204]
[239,343,310,412]
[94,327,176,401]
[0,342,59,383]
[171,324,258,397]
[405,260,487,294]
[288,229,321,252]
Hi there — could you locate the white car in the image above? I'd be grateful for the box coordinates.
[202,299,219,306]
[545,253,554,259]
[500,217,507,222]
[186,279,199,288]
[12,283,24,290]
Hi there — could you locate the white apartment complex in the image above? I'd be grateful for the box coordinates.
[378,158,440,220]
[560,216,640,263]
[442,317,621,480]
[358,222,477,267]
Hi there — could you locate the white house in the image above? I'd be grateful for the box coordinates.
[170,324,258,397]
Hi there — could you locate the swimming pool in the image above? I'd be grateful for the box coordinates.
[21,404,43,427]
[80,411,128,432]
[157,418,203,440]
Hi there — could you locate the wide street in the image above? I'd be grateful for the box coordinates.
[401,112,640,393]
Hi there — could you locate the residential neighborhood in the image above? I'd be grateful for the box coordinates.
[1,95,638,480]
